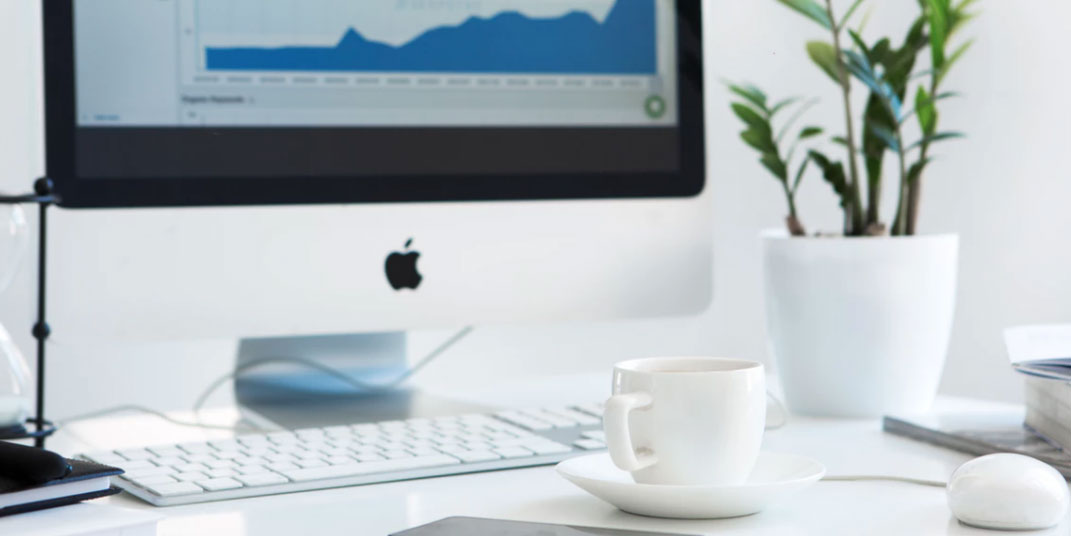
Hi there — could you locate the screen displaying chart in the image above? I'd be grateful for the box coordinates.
[204,1,656,75]
[74,0,679,128]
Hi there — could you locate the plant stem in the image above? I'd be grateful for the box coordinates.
[781,182,806,236]
[892,129,910,236]
[825,0,865,236]
[905,75,940,236]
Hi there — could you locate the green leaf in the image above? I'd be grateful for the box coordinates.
[761,153,789,181]
[776,97,819,144]
[839,0,866,30]
[808,150,850,208]
[832,136,851,147]
[906,157,933,185]
[728,83,769,113]
[799,126,824,139]
[937,39,974,86]
[861,94,892,193]
[916,86,937,136]
[843,49,906,122]
[769,97,802,117]
[867,122,901,153]
[856,2,876,34]
[906,131,964,151]
[926,0,949,71]
[776,0,832,29]
[792,154,811,193]
[842,49,880,92]
[806,41,841,84]
[731,103,768,132]
[847,30,870,59]
[741,129,775,153]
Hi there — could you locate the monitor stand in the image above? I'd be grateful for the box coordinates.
[233,332,491,430]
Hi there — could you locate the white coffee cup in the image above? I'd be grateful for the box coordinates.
[604,357,766,486]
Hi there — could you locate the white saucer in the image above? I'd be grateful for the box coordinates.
[556,452,825,519]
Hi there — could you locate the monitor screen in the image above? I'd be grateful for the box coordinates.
[46,0,705,207]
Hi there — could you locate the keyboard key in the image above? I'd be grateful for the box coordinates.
[147,446,185,457]
[236,473,289,487]
[83,452,127,466]
[175,471,208,482]
[572,403,605,418]
[492,437,537,448]
[574,439,605,450]
[453,450,501,463]
[173,463,208,473]
[127,475,177,487]
[280,455,461,483]
[525,442,572,455]
[494,412,552,432]
[148,482,203,497]
[152,456,185,468]
[494,447,535,459]
[547,408,600,426]
[264,452,296,463]
[206,468,238,478]
[126,466,174,478]
[178,442,213,454]
[581,430,606,441]
[204,459,236,470]
[117,449,153,461]
[296,459,328,469]
[116,460,156,471]
[407,447,440,456]
[196,478,243,492]
[268,462,299,473]
[209,440,241,451]
[523,411,575,428]
[238,465,272,475]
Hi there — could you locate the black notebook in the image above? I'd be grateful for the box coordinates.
[0,457,123,517]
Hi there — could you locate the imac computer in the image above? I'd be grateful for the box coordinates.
[43,0,709,427]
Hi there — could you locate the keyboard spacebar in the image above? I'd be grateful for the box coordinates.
[280,455,462,483]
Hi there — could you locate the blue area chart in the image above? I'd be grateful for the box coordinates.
[205,0,657,75]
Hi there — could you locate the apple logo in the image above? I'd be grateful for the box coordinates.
[385,238,422,291]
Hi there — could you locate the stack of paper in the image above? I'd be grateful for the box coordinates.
[1005,325,1071,451]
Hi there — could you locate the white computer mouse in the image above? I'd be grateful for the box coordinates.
[948,453,1070,530]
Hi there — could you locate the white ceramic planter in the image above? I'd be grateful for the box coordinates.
[762,231,959,417]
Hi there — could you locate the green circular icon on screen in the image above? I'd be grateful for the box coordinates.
[645,95,667,119]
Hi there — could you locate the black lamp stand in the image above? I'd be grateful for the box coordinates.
[0,178,57,448]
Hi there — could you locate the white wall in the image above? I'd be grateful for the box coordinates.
[1,1,1070,419]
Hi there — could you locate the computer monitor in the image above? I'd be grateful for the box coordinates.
[42,1,710,414]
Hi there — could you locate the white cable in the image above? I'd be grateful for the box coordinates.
[761,396,944,487]
[57,404,264,432]
[822,475,947,488]
[192,326,474,415]
[58,326,475,433]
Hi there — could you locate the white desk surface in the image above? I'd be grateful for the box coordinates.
[37,374,1071,535]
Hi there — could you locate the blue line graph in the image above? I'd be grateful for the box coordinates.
[205,0,656,75]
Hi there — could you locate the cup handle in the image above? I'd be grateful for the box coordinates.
[603,392,657,472]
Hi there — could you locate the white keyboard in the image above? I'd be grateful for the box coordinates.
[81,404,606,506]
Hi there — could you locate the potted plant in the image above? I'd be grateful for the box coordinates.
[730,0,976,417]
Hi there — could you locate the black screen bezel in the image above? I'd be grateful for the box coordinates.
[44,1,705,209]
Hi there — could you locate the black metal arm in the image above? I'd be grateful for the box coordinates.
[0,178,57,447]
